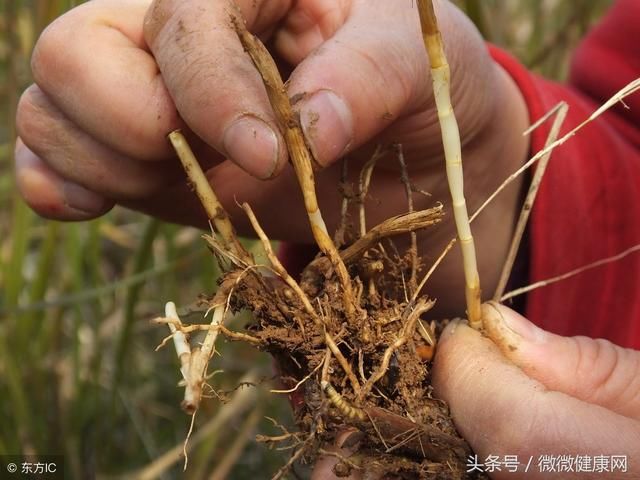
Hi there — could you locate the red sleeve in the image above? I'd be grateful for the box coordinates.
[489,0,640,349]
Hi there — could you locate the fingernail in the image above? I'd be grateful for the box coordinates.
[63,181,108,214]
[484,302,545,343]
[299,90,353,167]
[223,116,279,179]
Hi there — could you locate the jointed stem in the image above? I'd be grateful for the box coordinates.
[414,79,640,308]
[417,0,482,327]
[232,17,355,318]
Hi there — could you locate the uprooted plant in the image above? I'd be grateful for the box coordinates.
[151,1,640,478]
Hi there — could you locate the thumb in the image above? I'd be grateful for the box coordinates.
[432,316,640,475]
[481,302,640,419]
[287,1,494,167]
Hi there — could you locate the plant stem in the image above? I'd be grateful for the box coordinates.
[168,130,251,265]
[493,103,567,300]
[232,17,355,318]
[396,144,418,293]
[341,206,443,265]
[417,0,482,327]
[501,243,640,302]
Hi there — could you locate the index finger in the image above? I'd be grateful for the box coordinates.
[143,0,293,178]
[31,0,182,161]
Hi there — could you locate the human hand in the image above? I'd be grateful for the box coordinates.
[16,0,529,314]
[432,303,640,479]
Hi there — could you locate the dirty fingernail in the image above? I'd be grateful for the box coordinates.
[299,90,353,167]
[483,302,545,343]
[223,116,280,179]
[63,181,109,214]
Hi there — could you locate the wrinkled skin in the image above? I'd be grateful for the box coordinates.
[15,0,528,318]
[15,1,640,478]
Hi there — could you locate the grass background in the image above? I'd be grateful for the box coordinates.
[0,1,612,478]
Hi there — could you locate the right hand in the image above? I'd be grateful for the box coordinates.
[15,0,530,316]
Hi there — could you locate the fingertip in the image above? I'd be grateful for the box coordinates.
[432,319,483,399]
[480,302,530,360]
[436,318,473,351]
[482,302,546,344]
[15,140,113,221]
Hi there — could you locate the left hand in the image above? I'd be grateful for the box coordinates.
[433,302,640,479]
[15,0,529,318]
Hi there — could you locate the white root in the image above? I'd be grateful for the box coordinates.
[163,302,192,382]
[160,300,227,414]
[182,303,226,414]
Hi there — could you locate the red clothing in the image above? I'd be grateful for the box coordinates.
[492,0,640,348]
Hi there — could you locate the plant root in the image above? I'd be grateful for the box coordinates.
[150,6,504,478]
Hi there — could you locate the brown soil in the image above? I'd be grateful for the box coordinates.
[177,12,490,479]
[217,229,484,479]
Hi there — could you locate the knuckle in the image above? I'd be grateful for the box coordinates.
[30,5,94,91]
[30,27,56,87]
[30,14,73,87]
[16,86,63,160]
[143,1,222,98]
[575,337,640,412]
[350,41,414,109]
[16,86,47,145]
[574,336,619,396]
[16,88,76,180]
